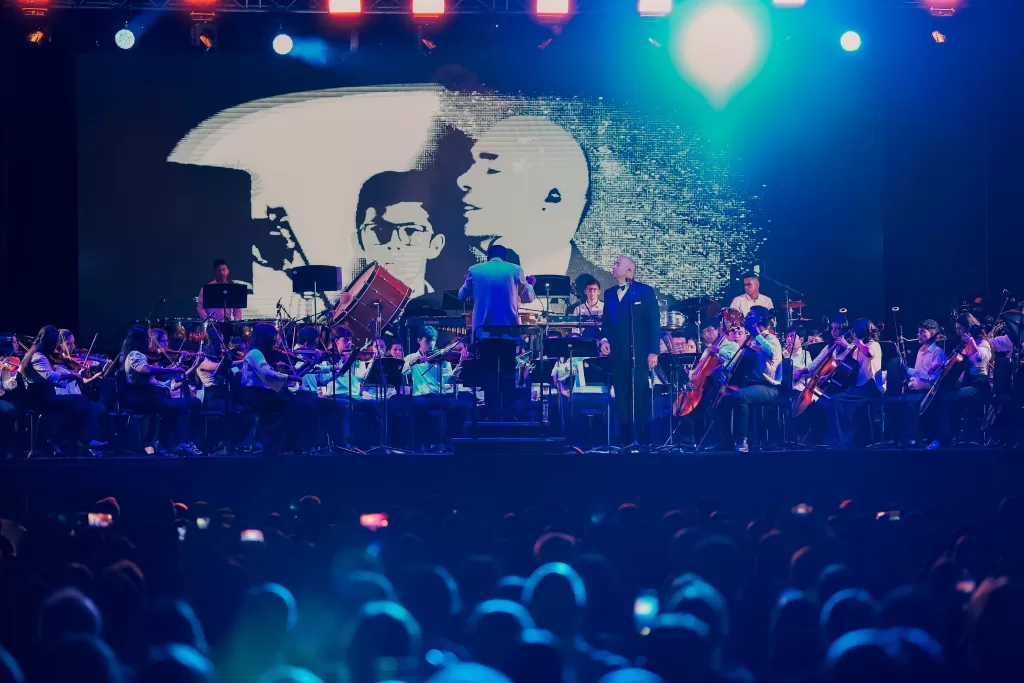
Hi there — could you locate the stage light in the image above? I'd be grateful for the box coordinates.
[26,29,45,44]
[328,0,360,12]
[537,0,569,15]
[191,20,216,51]
[922,0,961,17]
[771,0,806,6]
[932,30,946,43]
[412,0,444,15]
[638,0,672,16]
[840,30,861,51]
[114,28,135,50]
[671,0,770,108]
[272,33,293,55]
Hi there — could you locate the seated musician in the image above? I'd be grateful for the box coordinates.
[689,317,740,385]
[783,327,813,392]
[572,277,605,318]
[888,319,947,446]
[393,325,456,450]
[675,317,741,446]
[319,328,370,400]
[729,272,775,318]
[926,315,992,450]
[671,331,698,355]
[829,318,883,447]
[237,323,309,455]
[799,316,850,382]
[54,330,111,396]
[389,342,405,361]
[713,307,782,452]
[18,325,107,455]
[119,325,201,456]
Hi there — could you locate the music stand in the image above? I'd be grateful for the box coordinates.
[534,275,572,320]
[289,265,342,326]
[363,357,407,455]
[201,283,248,317]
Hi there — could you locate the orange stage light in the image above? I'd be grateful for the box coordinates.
[413,0,444,15]
[328,0,361,13]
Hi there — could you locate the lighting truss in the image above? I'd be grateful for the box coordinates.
[2,0,974,14]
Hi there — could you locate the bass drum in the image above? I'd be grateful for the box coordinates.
[332,262,412,341]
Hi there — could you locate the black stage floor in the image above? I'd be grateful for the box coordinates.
[1,447,1022,519]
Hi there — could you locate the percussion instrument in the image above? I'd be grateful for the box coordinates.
[660,311,686,330]
[332,262,411,341]
[779,301,807,309]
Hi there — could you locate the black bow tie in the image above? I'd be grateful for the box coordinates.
[618,284,628,291]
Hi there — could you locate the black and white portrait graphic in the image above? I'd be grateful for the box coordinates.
[166,86,763,318]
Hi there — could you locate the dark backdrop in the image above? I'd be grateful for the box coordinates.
[2,4,1021,350]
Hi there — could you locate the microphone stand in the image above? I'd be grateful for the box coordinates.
[757,273,805,331]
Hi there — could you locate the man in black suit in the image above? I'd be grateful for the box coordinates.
[601,255,662,445]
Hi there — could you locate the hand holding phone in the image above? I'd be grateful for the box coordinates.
[360,513,389,532]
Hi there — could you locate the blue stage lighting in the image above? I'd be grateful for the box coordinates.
[840,31,862,52]
[273,34,294,55]
[114,28,136,50]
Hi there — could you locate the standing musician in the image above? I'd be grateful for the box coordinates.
[458,243,537,413]
[572,277,604,317]
[120,325,201,456]
[197,259,243,321]
[926,314,992,450]
[830,318,883,447]
[713,307,782,452]
[729,272,775,318]
[18,325,107,455]
[237,323,309,455]
[601,255,661,445]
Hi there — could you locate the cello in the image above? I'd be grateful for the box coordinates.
[791,331,860,417]
[673,308,743,416]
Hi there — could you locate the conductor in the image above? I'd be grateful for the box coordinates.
[601,255,661,445]
[458,243,537,413]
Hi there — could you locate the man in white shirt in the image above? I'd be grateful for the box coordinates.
[391,325,457,450]
[571,278,605,318]
[927,316,992,449]
[783,328,814,392]
[728,273,774,318]
[197,259,243,321]
[713,306,782,452]
[891,319,947,446]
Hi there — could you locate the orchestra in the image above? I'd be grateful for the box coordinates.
[3,254,1022,457]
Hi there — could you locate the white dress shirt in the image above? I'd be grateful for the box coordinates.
[728,293,775,317]
[572,301,604,317]
[852,340,883,388]
[784,347,813,391]
[908,342,947,391]
[402,351,454,396]
[961,339,992,380]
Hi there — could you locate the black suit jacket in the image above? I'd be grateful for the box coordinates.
[601,281,662,360]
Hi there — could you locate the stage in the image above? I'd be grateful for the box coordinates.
[1,447,1021,519]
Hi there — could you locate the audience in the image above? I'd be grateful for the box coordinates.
[0,491,1021,683]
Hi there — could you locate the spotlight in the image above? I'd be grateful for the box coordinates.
[328,0,361,12]
[114,28,135,50]
[26,29,46,44]
[537,0,570,15]
[671,0,770,108]
[412,0,444,14]
[272,33,293,55]
[638,0,672,16]
[840,30,861,51]
[191,18,217,51]
[932,30,946,43]
[771,0,807,6]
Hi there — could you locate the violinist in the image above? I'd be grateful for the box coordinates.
[393,325,455,450]
[238,322,307,455]
[320,328,369,400]
[830,318,883,448]
[53,330,112,396]
[713,307,782,452]
[18,325,107,455]
[926,315,992,450]
[120,325,201,456]
[389,342,405,361]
